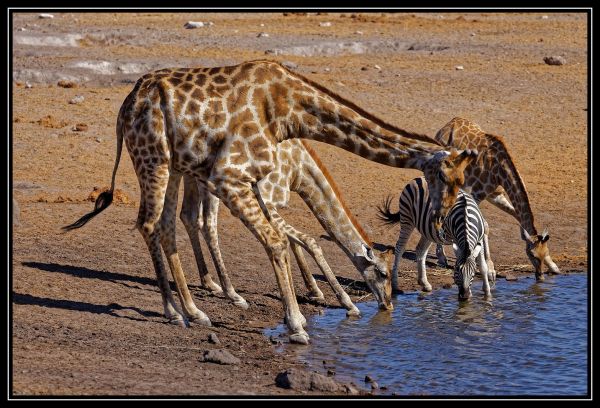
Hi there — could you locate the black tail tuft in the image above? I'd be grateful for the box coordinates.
[375,194,401,226]
[62,191,114,232]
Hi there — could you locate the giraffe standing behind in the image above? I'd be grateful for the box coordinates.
[178,139,394,318]
[63,60,476,344]
[434,117,560,280]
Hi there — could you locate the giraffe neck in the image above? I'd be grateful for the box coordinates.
[490,140,538,236]
[295,141,373,266]
[275,64,445,170]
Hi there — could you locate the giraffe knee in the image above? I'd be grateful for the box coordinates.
[138,221,158,237]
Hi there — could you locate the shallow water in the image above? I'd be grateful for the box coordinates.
[265,273,589,396]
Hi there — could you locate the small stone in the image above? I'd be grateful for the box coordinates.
[57,80,76,88]
[455,65,464,70]
[200,349,240,365]
[324,67,331,72]
[544,56,566,66]
[72,123,88,132]
[355,30,363,35]
[361,66,368,71]
[365,375,374,383]
[39,14,54,19]
[95,138,102,143]
[69,95,85,104]
[505,274,518,281]
[374,64,381,70]
[184,21,204,29]
[25,82,33,89]
[281,61,298,70]
[208,333,220,345]
[541,15,549,19]
[257,32,269,38]
[17,27,27,31]
[470,32,476,36]
[319,22,332,27]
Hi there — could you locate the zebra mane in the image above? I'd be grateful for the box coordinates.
[458,191,476,257]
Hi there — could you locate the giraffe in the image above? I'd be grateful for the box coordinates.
[434,117,560,280]
[63,60,477,344]
[178,139,395,318]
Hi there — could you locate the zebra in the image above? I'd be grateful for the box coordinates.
[377,177,494,300]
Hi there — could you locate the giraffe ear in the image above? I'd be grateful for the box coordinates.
[359,243,375,262]
[520,227,533,243]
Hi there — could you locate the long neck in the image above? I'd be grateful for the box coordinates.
[492,141,538,235]
[294,141,372,267]
[276,68,444,171]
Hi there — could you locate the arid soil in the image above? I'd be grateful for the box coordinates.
[11,12,588,396]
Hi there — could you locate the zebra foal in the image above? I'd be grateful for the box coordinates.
[377,177,494,300]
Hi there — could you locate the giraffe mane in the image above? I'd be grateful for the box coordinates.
[486,133,538,235]
[300,140,374,247]
[269,60,443,148]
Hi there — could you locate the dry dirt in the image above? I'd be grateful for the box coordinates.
[11,12,588,396]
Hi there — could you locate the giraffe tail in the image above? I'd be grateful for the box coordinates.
[62,114,124,232]
[375,194,401,226]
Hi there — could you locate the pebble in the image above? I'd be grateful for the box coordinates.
[208,333,220,345]
[355,30,363,35]
[25,82,33,89]
[544,56,567,66]
[470,32,476,36]
[260,23,265,27]
[200,349,240,365]
[541,15,549,19]
[69,95,85,104]
[361,66,368,71]
[319,22,332,27]
[374,64,382,70]
[184,21,213,29]
[505,274,518,281]
[39,14,54,19]
[72,123,88,132]
[95,138,102,143]
[365,375,374,383]
[257,32,269,38]
[324,67,331,72]
[455,65,464,70]
[17,27,27,31]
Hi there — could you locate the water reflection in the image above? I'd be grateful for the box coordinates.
[266,273,588,396]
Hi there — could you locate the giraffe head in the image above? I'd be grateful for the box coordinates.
[421,148,479,231]
[520,228,560,280]
[356,243,394,311]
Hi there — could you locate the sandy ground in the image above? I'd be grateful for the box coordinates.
[11,11,588,396]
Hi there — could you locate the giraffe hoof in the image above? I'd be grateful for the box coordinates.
[289,331,310,345]
[189,314,212,327]
[309,293,325,302]
[346,307,361,317]
[169,317,190,328]
[233,298,250,310]
[422,284,433,292]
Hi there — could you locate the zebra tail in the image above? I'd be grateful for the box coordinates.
[376,194,401,226]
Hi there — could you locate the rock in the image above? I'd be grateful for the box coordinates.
[208,333,220,345]
[281,61,298,70]
[324,67,331,72]
[455,65,464,70]
[184,21,205,29]
[25,82,33,89]
[68,95,85,104]
[95,138,102,143]
[373,64,381,70]
[13,198,20,226]
[505,274,518,281]
[365,374,374,383]
[200,349,240,365]
[275,368,357,394]
[361,66,368,71]
[319,22,332,27]
[72,123,88,132]
[57,80,77,88]
[544,56,566,66]
[541,15,549,19]
[355,31,363,35]
[370,381,379,390]
[17,27,27,31]
[257,32,269,38]
[39,14,54,19]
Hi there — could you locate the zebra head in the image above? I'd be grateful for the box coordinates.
[521,227,560,280]
[454,245,481,300]
[421,148,478,233]
[356,243,394,311]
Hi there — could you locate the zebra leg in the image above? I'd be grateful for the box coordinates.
[477,248,492,299]
[289,241,325,301]
[482,219,496,286]
[415,236,434,292]
[392,224,414,293]
[436,244,449,268]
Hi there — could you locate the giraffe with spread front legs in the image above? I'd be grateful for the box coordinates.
[179,139,395,317]
[434,117,560,280]
[63,60,476,344]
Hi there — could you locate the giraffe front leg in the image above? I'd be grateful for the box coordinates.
[180,177,223,295]
[290,242,325,301]
[160,171,211,326]
[200,189,249,310]
[216,179,308,344]
[415,237,433,292]
[392,224,414,293]
[436,244,450,268]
